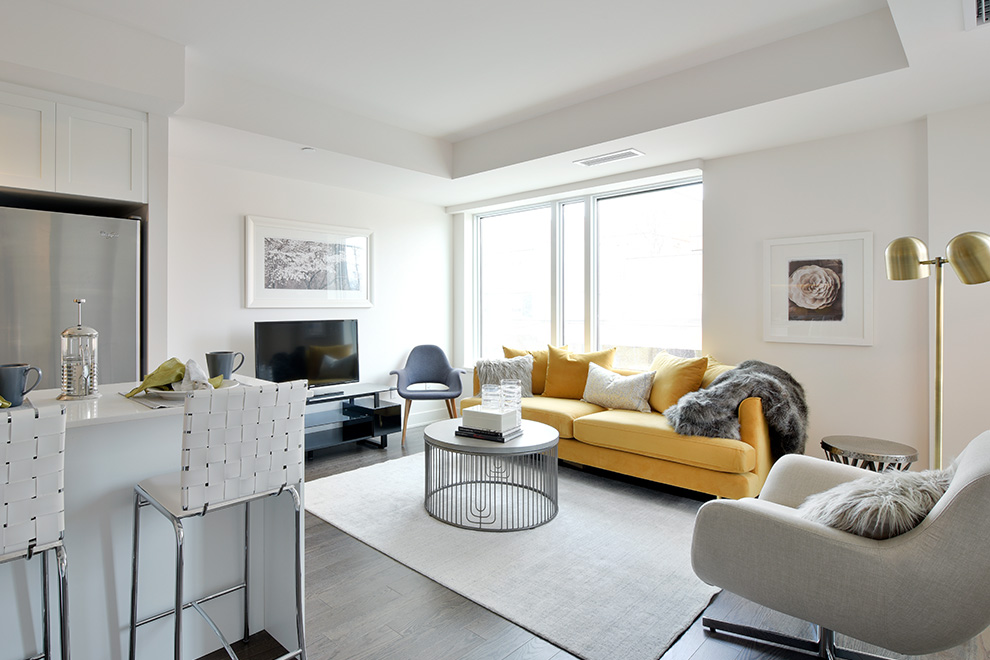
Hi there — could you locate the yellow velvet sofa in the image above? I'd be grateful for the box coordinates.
[461,347,774,499]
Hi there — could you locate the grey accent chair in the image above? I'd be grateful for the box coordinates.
[390,345,466,446]
[692,429,990,659]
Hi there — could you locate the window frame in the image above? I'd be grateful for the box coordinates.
[472,176,703,361]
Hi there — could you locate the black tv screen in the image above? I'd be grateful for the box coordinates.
[254,319,359,387]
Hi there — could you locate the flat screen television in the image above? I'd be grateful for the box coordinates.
[254,319,359,387]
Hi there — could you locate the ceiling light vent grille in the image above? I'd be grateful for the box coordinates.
[978,0,988,25]
[574,149,644,167]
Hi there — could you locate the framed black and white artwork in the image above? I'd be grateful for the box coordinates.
[245,215,372,308]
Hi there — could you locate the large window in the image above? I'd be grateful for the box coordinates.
[475,180,702,369]
[477,206,551,359]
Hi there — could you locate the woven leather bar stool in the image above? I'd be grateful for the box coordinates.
[128,380,308,660]
[1,404,69,660]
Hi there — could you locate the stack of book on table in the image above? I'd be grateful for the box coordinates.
[457,406,522,442]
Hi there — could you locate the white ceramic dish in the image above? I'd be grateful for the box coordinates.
[145,379,240,400]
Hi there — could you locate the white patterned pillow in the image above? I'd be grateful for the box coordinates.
[475,354,534,397]
[798,465,955,539]
[581,362,655,413]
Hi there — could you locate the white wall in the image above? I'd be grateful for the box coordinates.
[927,101,990,465]
[166,154,455,426]
[703,121,933,464]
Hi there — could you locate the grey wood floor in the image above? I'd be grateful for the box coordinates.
[204,427,990,660]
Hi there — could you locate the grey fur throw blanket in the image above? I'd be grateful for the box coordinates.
[663,360,808,459]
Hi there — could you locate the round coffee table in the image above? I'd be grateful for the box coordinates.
[821,435,919,471]
[423,418,559,531]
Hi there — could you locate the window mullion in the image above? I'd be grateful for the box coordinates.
[550,202,562,346]
[584,196,597,351]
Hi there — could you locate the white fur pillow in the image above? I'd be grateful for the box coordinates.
[582,362,655,413]
[475,354,534,397]
[798,465,955,540]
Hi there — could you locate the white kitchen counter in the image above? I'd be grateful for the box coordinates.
[0,378,303,660]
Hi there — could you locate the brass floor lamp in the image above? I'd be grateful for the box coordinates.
[885,231,990,469]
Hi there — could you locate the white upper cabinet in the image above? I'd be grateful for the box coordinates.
[0,90,55,191]
[0,89,147,202]
[55,104,147,202]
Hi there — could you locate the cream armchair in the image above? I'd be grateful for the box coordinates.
[691,430,990,659]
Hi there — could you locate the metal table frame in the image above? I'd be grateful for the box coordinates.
[821,435,919,471]
[424,418,559,532]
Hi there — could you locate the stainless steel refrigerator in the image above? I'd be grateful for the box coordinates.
[0,206,140,390]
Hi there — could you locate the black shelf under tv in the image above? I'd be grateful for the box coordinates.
[303,382,400,455]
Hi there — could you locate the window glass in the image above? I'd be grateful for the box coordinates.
[478,206,552,358]
[597,183,703,369]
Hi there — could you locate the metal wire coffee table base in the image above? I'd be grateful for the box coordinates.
[424,432,558,532]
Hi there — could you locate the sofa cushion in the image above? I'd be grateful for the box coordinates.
[648,352,708,412]
[701,356,736,388]
[582,363,655,413]
[502,346,566,395]
[544,346,616,399]
[475,354,534,397]
[573,409,756,473]
[461,395,604,439]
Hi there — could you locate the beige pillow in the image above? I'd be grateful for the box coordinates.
[543,346,616,399]
[582,363,655,413]
[649,352,708,412]
[701,355,736,388]
[503,345,566,395]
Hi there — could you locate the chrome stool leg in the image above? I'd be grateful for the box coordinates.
[55,545,69,660]
[42,549,52,660]
[289,487,307,660]
[172,518,185,660]
[243,502,250,644]
[128,491,142,660]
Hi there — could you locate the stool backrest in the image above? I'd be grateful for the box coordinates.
[1,405,66,558]
[180,380,308,512]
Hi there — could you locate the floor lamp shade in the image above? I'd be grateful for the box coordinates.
[884,236,931,280]
[946,231,990,284]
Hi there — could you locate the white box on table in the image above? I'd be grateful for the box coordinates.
[462,406,521,432]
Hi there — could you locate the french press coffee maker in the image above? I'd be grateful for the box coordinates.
[57,298,100,400]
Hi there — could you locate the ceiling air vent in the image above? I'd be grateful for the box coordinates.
[967,0,989,28]
[573,149,644,167]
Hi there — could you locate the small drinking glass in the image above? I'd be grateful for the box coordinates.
[500,378,522,411]
[481,383,502,409]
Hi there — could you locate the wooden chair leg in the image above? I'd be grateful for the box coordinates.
[401,399,412,447]
[446,399,457,418]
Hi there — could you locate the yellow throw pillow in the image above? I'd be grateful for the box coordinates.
[701,355,736,388]
[543,346,616,399]
[503,345,567,395]
[649,352,708,412]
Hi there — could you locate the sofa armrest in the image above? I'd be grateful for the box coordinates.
[737,397,773,487]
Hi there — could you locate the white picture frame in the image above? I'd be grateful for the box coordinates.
[245,215,372,308]
[764,232,873,345]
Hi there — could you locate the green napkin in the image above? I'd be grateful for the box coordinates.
[0,394,10,408]
[125,357,186,397]
[125,358,225,397]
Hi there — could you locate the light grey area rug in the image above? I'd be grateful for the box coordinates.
[305,454,718,660]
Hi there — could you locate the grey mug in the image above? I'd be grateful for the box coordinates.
[0,363,42,407]
[206,351,245,380]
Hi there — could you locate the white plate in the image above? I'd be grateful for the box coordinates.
[145,379,240,400]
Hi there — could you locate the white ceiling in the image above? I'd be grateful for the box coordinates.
[39,0,990,208]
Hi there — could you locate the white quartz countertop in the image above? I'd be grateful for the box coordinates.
[23,375,268,428]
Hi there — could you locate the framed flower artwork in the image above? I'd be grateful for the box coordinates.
[763,232,873,345]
